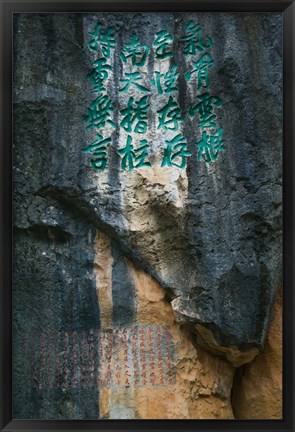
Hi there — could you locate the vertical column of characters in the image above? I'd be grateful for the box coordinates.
[147,326,156,386]
[46,332,55,390]
[97,328,103,386]
[152,28,192,170]
[105,330,113,386]
[88,329,96,388]
[61,331,70,390]
[80,330,89,389]
[30,332,37,389]
[71,330,79,389]
[35,334,44,390]
[113,328,122,386]
[156,327,165,386]
[131,325,140,387]
[157,327,168,385]
[93,328,100,390]
[38,332,47,391]
[139,326,147,386]
[181,21,225,163]
[122,328,131,386]
[68,331,74,389]
[162,327,175,385]
[55,331,63,389]
[99,328,109,386]
[118,32,152,172]
[82,22,116,172]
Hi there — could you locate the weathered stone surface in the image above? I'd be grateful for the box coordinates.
[232,288,282,419]
[12,12,282,419]
[95,247,234,419]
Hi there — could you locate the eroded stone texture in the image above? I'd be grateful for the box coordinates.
[232,288,282,419]
[94,240,234,419]
[13,202,101,419]
[13,12,282,419]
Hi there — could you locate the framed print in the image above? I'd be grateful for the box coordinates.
[0,0,294,431]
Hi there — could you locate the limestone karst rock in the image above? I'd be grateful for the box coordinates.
[13,12,282,419]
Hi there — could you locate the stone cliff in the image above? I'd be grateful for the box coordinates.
[13,12,282,419]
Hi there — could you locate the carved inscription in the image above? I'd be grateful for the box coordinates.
[25,325,175,390]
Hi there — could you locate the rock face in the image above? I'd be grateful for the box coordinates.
[95,236,235,419]
[13,12,282,419]
[232,288,282,419]
[13,228,235,419]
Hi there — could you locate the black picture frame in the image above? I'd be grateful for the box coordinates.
[0,1,294,431]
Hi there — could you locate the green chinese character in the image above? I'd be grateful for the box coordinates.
[120,95,150,134]
[196,128,225,162]
[185,53,215,89]
[87,58,111,93]
[119,71,150,93]
[189,93,222,129]
[180,21,213,56]
[118,135,151,171]
[157,96,183,131]
[151,65,179,94]
[153,30,173,59]
[88,23,115,58]
[120,34,149,66]
[85,94,115,130]
[161,134,192,168]
[82,133,111,171]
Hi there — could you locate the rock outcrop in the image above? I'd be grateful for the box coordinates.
[12,12,282,419]
[232,288,282,419]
